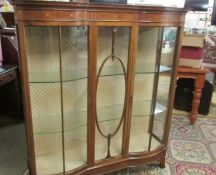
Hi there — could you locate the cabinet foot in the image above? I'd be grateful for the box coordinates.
[159,157,165,168]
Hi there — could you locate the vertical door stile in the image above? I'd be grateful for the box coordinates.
[87,24,97,165]
[122,23,139,157]
[148,27,164,151]
[162,26,184,145]
[58,26,66,174]
[17,22,37,175]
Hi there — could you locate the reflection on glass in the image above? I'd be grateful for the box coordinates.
[95,26,130,160]
[152,27,177,144]
[161,27,177,68]
[152,73,171,142]
[129,27,161,153]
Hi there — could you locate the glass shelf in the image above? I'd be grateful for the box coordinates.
[132,101,166,117]
[28,64,171,83]
[29,68,87,83]
[135,64,172,74]
[33,110,87,135]
[33,101,166,135]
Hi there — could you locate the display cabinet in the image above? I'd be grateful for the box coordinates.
[13,1,187,175]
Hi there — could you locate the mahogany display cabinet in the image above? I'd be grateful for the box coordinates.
[13,1,187,175]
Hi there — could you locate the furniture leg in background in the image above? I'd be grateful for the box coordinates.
[0,65,22,117]
[177,66,207,124]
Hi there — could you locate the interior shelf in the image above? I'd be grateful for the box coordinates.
[28,64,172,83]
[33,101,166,135]
[135,64,172,74]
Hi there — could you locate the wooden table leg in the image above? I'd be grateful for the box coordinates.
[190,74,205,125]
[177,66,207,125]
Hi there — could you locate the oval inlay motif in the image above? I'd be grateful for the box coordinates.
[96,55,126,139]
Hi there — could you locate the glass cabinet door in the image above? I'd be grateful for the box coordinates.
[129,27,161,153]
[25,26,88,174]
[95,26,130,160]
[152,27,177,146]
[25,25,177,174]
[129,26,177,153]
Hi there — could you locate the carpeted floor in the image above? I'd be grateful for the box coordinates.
[108,85,216,175]
[0,117,27,175]
[110,114,216,175]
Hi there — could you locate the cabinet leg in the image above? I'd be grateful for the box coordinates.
[160,157,165,168]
